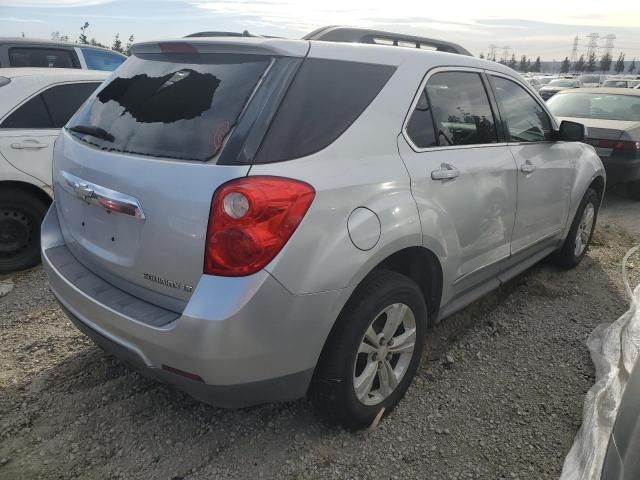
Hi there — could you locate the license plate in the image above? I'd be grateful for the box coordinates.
[595,147,613,158]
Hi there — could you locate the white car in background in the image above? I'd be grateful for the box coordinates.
[0,68,107,272]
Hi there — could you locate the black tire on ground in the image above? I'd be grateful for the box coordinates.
[309,269,427,430]
[554,187,599,269]
[0,188,49,273]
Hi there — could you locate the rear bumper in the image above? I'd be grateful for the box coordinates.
[42,204,351,407]
[601,157,640,183]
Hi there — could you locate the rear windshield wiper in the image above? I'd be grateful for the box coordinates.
[67,125,115,142]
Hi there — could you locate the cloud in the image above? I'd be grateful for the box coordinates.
[0,0,114,6]
[0,16,47,23]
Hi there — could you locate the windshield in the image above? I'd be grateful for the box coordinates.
[579,75,599,83]
[538,77,555,85]
[548,79,577,87]
[547,92,640,121]
[67,53,270,161]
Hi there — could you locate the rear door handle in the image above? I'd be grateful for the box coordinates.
[431,163,460,181]
[520,162,536,174]
[11,141,48,150]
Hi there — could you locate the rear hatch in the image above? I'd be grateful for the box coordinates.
[53,39,307,310]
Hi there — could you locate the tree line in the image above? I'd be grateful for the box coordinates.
[50,22,135,56]
[478,51,637,75]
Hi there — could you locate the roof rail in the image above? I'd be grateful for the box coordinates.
[184,31,280,39]
[303,26,472,56]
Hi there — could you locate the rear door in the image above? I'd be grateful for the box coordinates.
[0,82,100,186]
[398,68,518,292]
[488,74,573,253]
[52,49,291,305]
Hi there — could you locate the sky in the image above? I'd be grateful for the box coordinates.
[2,0,640,61]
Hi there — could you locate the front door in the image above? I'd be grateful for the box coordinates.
[488,74,573,253]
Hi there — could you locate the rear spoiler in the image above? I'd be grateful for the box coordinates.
[304,26,472,56]
[130,37,309,58]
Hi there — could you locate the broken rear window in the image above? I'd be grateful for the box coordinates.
[67,53,270,161]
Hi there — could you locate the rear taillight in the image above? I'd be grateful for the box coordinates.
[586,138,640,151]
[204,176,315,276]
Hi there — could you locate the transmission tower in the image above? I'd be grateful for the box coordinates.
[603,34,616,57]
[502,45,511,63]
[586,32,600,57]
[488,44,498,62]
[570,35,579,64]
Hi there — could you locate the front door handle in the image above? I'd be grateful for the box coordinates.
[520,162,536,174]
[431,163,460,181]
[11,141,48,150]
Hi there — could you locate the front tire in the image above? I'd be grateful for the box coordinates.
[554,187,599,268]
[309,270,427,429]
[0,188,49,273]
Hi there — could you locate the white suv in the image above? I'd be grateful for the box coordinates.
[0,68,107,272]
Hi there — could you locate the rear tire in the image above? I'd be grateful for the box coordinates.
[309,270,427,430]
[554,187,599,269]
[0,188,49,273]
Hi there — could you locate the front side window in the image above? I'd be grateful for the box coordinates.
[9,47,77,68]
[491,76,552,143]
[81,48,126,71]
[422,71,498,147]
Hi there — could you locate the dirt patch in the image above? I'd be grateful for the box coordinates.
[0,191,638,480]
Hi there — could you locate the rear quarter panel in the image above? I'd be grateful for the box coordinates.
[249,58,427,295]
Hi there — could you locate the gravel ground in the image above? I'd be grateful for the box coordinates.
[1,187,639,480]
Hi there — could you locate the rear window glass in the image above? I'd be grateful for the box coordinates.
[255,58,396,163]
[547,93,640,121]
[9,47,77,68]
[67,53,270,161]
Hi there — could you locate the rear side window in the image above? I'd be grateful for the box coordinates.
[42,83,101,128]
[67,53,270,161]
[9,47,77,68]
[491,76,552,142]
[81,48,126,71]
[423,71,497,147]
[254,59,396,163]
[1,95,52,129]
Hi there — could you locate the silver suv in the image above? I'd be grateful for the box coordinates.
[42,27,605,429]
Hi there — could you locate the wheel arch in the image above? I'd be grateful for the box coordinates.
[0,180,53,208]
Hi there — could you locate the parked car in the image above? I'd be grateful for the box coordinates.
[602,79,640,89]
[539,78,583,100]
[526,77,543,91]
[578,74,603,88]
[602,356,640,479]
[0,38,126,71]
[547,88,640,199]
[42,28,605,429]
[0,68,108,272]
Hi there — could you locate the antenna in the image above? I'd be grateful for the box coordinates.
[570,35,579,64]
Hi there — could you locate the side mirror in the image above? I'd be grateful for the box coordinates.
[557,120,585,142]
